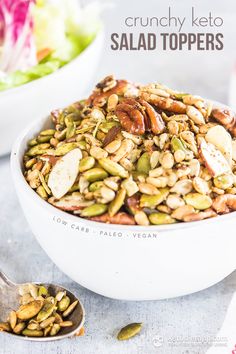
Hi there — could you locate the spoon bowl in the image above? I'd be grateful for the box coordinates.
[0,271,85,341]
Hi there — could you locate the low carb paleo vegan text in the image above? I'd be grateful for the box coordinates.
[23,75,236,225]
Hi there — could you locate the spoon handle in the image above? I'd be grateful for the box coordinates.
[0,270,15,287]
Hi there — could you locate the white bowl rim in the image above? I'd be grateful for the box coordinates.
[0,30,103,98]
[11,104,236,233]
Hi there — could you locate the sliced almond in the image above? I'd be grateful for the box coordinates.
[48,148,82,199]
[205,125,232,164]
[199,139,231,177]
[48,194,93,211]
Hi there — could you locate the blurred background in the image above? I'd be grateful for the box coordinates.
[87,0,236,106]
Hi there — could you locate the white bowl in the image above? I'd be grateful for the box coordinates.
[0,31,104,157]
[11,114,236,301]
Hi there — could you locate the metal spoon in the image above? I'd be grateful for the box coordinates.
[0,270,85,341]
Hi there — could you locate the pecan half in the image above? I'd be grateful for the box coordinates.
[115,98,165,135]
[89,212,136,225]
[115,98,146,134]
[140,91,186,114]
[88,79,135,106]
[212,194,236,214]
[211,108,236,137]
[183,208,217,222]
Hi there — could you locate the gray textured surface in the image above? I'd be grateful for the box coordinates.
[1,0,236,353]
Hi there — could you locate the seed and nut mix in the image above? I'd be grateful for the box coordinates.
[23,75,236,225]
[0,284,79,337]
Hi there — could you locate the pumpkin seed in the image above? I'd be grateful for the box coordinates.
[79,156,95,172]
[44,326,52,336]
[26,144,51,157]
[40,316,55,329]
[27,322,41,330]
[140,189,169,208]
[58,296,70,312]
[55,291,66,302]
[0,322,11,332]
[60,321,73,327]
[137,153,151,174]
[16,300,43,320]
[117,323,142,341]
[99,158,129,178]
[184,193,212,210]
[108,188,126,216]
[80,204,108,217]
[22,329,44,337]
[38,286,48,297]
[50,324,61,336]
[149,212,176,225]
[36,303,55,322]
[13,322,26,334]
[9,311,17,329]
[84,168,108,182]
[62,300,78,317]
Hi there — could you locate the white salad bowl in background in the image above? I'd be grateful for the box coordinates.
[0,31,104,157]
[11,112,236,301]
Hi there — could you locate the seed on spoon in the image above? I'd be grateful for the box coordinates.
[16,300,43,320]
[0,283,80,338]
[63,300,78,317]
[9,311,17,330]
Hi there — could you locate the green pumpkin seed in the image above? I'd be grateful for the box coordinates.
[171,136,187,152]
[89,181,104,192]
[117,323,142,341]
[36,185,48,199]
[58,296,70,312]
[149,212,176,225]
[55,128,67,141]
[66,122,76,139]
[37,135,52,143]
[184,193,212,210]
[54,143,79,156]
[27,322,41,330]
[80,204,108,217]
[99,158,128,178]
[79,156,96,172]
[84,168,108,182]
[22,329,44,337]
[99,121,119,133]
[140,189,169,208]
[108,188,126,216]
[25,158,37,169]
[137,153,151,174]
[173,93,188,100]
[214,174,234,190]
[26,144,51,157]
[38,286,48,297]
[28,138,38,147]
[76,125,96,134]
[36,303,55,322]
[39,129,56,136]
[62,300,78,317]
